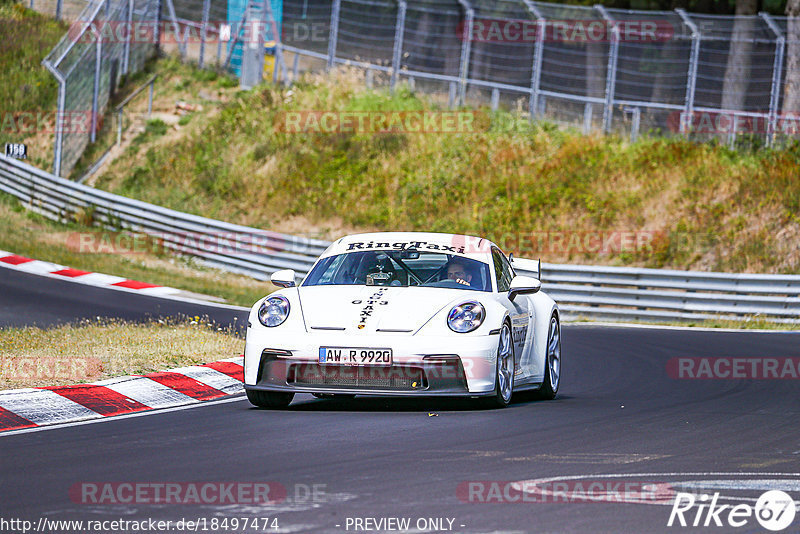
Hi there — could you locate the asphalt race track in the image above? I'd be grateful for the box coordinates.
[0,268,248,330]
[1,269,799,533]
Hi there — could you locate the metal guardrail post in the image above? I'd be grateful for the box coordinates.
[327,0,341,70]
[390,0,407,92]
[760,12,785,147]
[596,5,619,134]
[198,0,211,68]
[55,0,62,20]
[42,61,66,177]
[456,0,474,106]
[676,9,700,136]
[522,1,545,119]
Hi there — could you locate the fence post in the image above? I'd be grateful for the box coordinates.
[456,0,473,106]
[123,0,133,74]
[327,0,341,70]
[155,0,163,57]
[43,61,65,177]
[148,79,154,116]
[583,102,593,133]
[390,0,407,92]
[522,1,545,119]
[263,0,289,84]
[55,0,62,20]
[596,5,618,133]
[761,12,785,147]
[198,0,211,68]
[676,9,700,136]
[626,107,641,143]
[164,0,184,60]
[91,25,103,144]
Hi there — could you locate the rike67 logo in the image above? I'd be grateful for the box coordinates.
[668,490,796,531]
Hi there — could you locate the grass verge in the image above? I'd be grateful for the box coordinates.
[0,317,243,389]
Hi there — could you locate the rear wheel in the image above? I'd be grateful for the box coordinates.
[246,389,294,408]
[534,314,561,400]
[483,322,514,409]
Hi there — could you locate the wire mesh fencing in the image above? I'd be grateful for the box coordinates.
[34,0,800,175]
[41,0,159,176]
[156,0,799,148]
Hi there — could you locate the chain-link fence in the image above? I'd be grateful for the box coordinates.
[158,0,800,148]
[35,0,800,175]
[39,0,158,176]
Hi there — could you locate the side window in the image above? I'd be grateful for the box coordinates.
[492,248,514,292]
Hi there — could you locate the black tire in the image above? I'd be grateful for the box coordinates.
[482,321,514,409]
[246,389,294,408]
[534,314,561,400]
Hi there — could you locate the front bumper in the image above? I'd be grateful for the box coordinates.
[244,331,500,396]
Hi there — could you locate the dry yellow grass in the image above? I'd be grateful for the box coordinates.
[0,318,243,389]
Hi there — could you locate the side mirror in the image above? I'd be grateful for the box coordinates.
[271,269,296,288]
[508,275,541,301]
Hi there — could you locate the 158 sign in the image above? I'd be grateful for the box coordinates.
[5,143,27,159]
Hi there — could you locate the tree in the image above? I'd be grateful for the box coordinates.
[720,0,758,112]
[785,0,800,113]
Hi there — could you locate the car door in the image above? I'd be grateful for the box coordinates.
[492,248,533,383]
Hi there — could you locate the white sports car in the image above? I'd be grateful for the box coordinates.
[243,232,561,408]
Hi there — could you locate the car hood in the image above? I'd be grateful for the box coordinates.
[297,285,481,334]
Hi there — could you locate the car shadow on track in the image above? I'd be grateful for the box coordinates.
[247,392,569,413]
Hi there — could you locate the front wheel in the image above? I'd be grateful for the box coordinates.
[482,321,514,409]
[246,389,294,408]
[534,314,561,400]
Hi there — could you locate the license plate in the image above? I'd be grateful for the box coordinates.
[319,347,392,366]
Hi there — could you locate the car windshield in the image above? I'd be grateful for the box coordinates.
[302,250,492,292]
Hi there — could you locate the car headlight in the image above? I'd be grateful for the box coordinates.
[258,295,290,327]
[447,301,485,333]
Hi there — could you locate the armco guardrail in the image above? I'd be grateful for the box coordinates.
[0,155,327,279]
[1,155,799,323]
